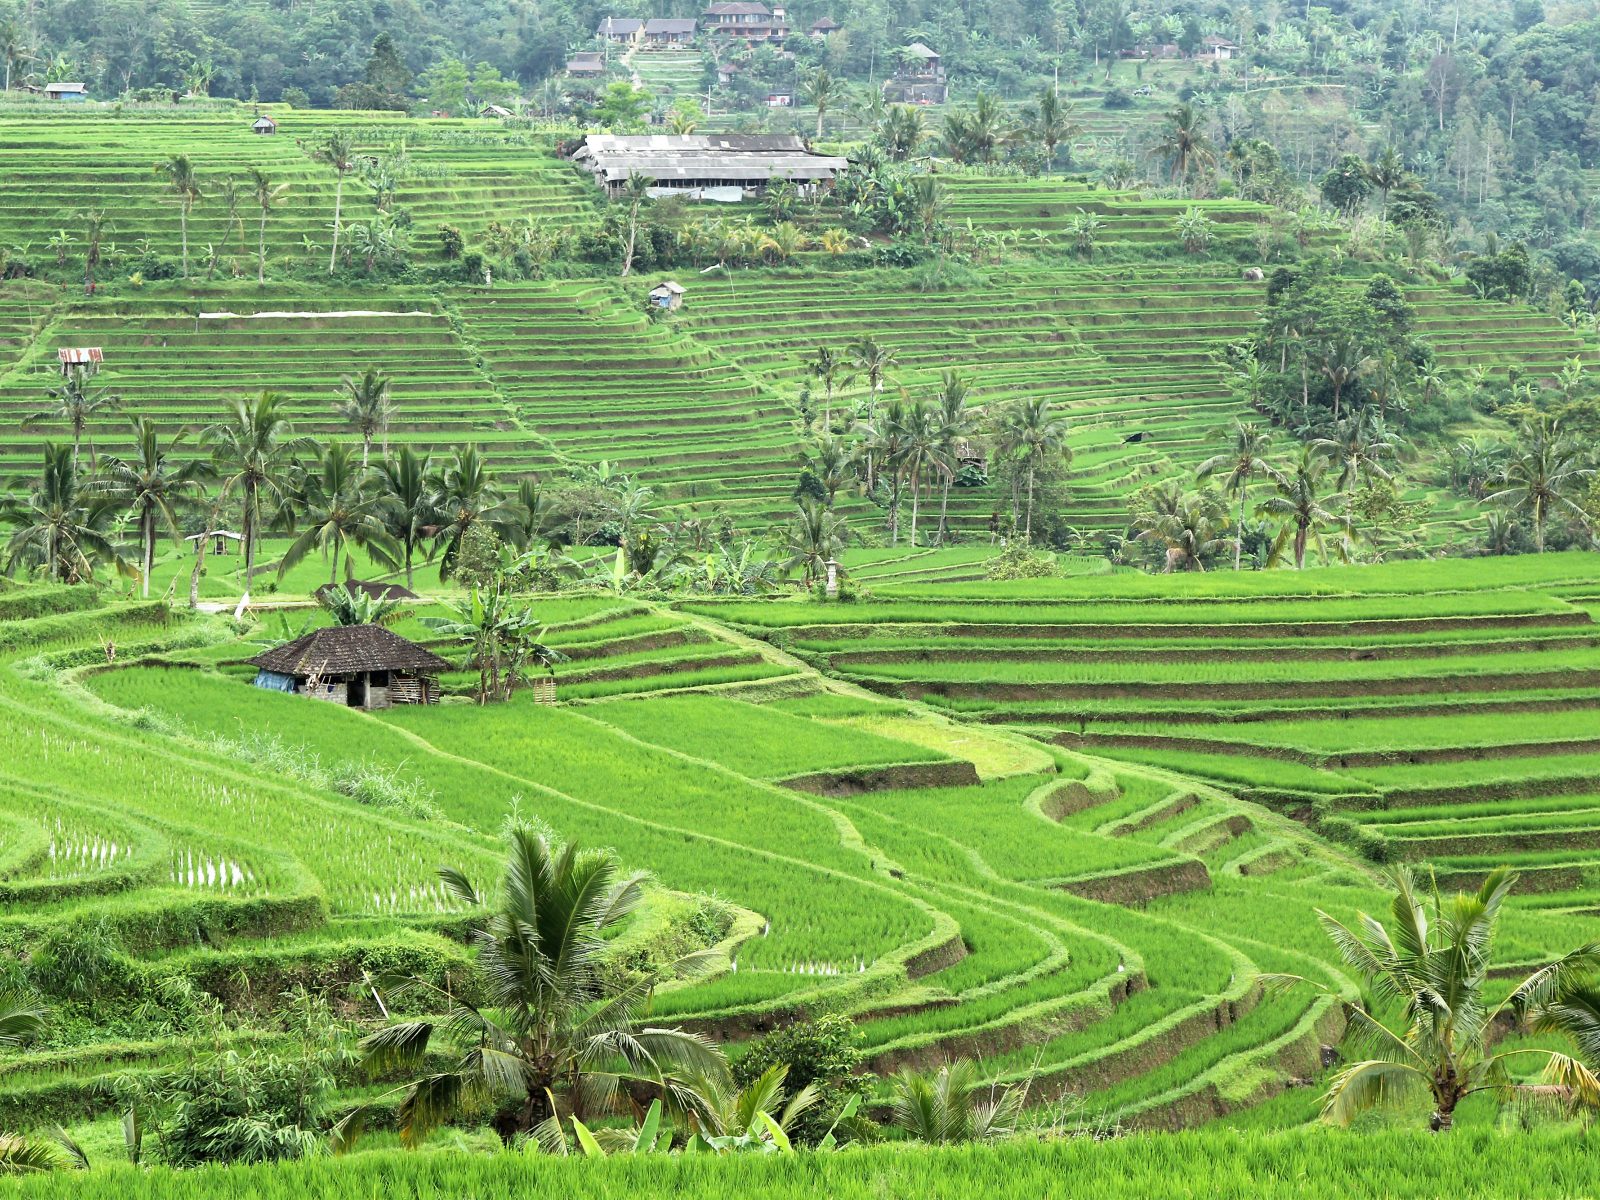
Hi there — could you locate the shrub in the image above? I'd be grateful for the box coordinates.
[734,1014,873,1143]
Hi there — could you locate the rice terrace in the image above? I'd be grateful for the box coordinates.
[2,2,1600,1196]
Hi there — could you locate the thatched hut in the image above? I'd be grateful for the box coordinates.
[248,624,448,708]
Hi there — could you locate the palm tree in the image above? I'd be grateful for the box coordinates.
[898,400,946,548]
[154,154,202,278]
[686,1063,821,1147]
[203,391,310,604]
[810,346,845,431]
[1265,866,1600,1132]
[877,105,924,161]
[619,172,651,278]
[781,498,847,587]
[1197,421,1274,570]
[315,132,356,275]
[319,583,403,627]
[802,68,837,139]
[216,175,245,257]
[26,368,119,471]
[0,990,67,1176]
[432,445,512,579]
[997,397,1071,543]
[847,338,898,491]
[1318,337,1374,421]
[1312,412,1400,492]
[345,824,724,1146]
[796,436,853,510]
[1024,86,1083,170]
[81,210,108,295]
[278,443,399,584]
[1484,416,1591,553]
[1134,485,1228,572]
[371,448,436,590]
[334,368,398,466]
[1,445,120,583]
[1258,448,1342,569]
[0,20,28,93]
[96,419,210,599]
[1154,103,1215,190]
[933,372,973,544]
[889,1060,1026,1144]
[247,168,289,284]
[1368,145,1406,238]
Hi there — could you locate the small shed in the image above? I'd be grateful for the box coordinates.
[1202,35,1237,59]
[187,529,242,556]
[248,624,449,709]
[252,115,278,135]
[57,347,103,377]
[765,91,794,107]
[480,104,514,118]
[648,280,685,310]
[567,52,606,77]
[810,16,840,37]
[44,82,87,102]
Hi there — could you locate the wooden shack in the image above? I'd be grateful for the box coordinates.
[248,624,448,709]
[649,280,685,310]
[252,115,278,134]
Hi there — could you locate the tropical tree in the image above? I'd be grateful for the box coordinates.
[810,346,846,431]
[247,168,289,284]
[343,825,724,1146]
[933,372,974,544]
[203,391,310,603]
[278,443,399,584]
[81,210,108,295]
[1484,416,1591,553]
[897,399,947,547]
[1368,145,1406,238]
[877,105,924,161]
[97,419,210,599]
[26,368,119,471]
[0,444,120,583]
[1265,866,1600,1132]
[847,338,898,489]
[1258,448,1342,569]
[0,990,70,1176]
[1154,103,1216,190]
[216,175,245,256]
[1024,86,1083,170]
[1197,420,1274,570]
[315,132,356,275]
[1133,484,1228,572]
[371,448,436,589]
[154,154,202,277]
[318,584,403,627]
[1176,207,1214,254]
[802,68,837,138]
[619,172,651,278]
[781,498,847,588]
[941,91,1011,164]
[997,397,1071,542]
[1312,412,1400,492]
[889,1060,1026,1144]
[334,368,398,466]
[432,446,514,578]
[0,19,28,93]
[796,435,854,510]
[423,588,564,703]
[1066,209,1103,257]
[1318,337,1374,421]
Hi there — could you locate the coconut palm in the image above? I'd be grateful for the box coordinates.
[1197,420,1274,570]
[1258,448,1342,569]
[933,372,974,544]
[997,397,1071,543]
[781,498,847,588]
[802,67,837,138]
[247,168,289,284]
[810,346,846,431]
[278,443,399,584]
[1133,486,1228,572]
[796,435,854,510]
[847,338,898,490]
[0,991,67,1176]
[154,154,202,278]
[1024,86,1083,170]
[343,824,725,1146]
[202,391,312,603]
[371,448,437,590]
[25,368,119,471]
[619,172,651,278]
[432,445,514,579]
[96,419,210,599]
[889,1060,1026,1144]
[1265,865,1600,1132]
[1484,416,1591,553]
[1154,103,1215,190]
[334,368,398,466]
[0,19,28,92]
[1368,145,1406,238]
[877,104,924,161]
[81,210,108,295]
[1312,412,1400,492]
[685,1063,820,1147]
[315,132,356,275]
[0,444,121,583]
[1318,337,1374,421]
[897,400,947,548]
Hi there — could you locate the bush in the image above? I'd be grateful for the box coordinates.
[1102,86,1134,109]
[985,541,1059,580]
[733,1014,872,1144]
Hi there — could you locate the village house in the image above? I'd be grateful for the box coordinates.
[572,132,846,200]
[1202,35,1238,60]
[248,624,448,709]
[882,42,946,105]
[44,82,87,102]
[702,2,788,45]
[597,17,644,43]
[809,16,840,38]
[644,18,698,46]
[567,51,606,77]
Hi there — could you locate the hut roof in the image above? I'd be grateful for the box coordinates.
[58,347,103,365]
[904,42,940,58]
[253,115,277,128]
[248,624,449,677]
[313,579,420,604]
[45,81,86,93]
[598,17,644,34]
[573,133,847,184]
[650,280,686,295]
[646,18,698,33]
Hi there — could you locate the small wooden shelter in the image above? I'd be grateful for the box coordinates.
[252,115,278,134]
[58,347,103,377]
[649,280,685,310]
[248,624,448,709]
[186,529,242,556]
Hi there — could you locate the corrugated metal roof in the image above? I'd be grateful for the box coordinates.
[57,347,103,365]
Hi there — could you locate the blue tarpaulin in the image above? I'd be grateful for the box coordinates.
[252,670,297,693]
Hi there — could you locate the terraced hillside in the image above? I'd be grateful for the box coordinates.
[4,561,1595,1147]
[696,554,1600,913]
[0,111,593,264]
[0,293,524,473]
